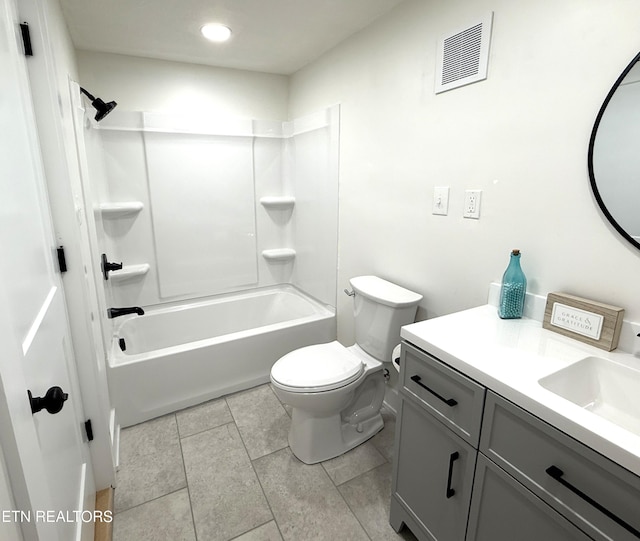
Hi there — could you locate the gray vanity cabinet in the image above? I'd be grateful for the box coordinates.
[391,341,640,541]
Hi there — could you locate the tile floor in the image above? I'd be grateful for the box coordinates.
[113,383,419,541]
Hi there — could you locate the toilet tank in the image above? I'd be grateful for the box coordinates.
[349,276,423,363]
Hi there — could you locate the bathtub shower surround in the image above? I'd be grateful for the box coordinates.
[79,106,339,426]
[91,105,339,308]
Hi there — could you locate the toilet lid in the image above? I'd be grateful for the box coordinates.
[271,341,364,391]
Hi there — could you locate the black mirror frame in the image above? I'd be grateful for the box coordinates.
[588,50,640,252]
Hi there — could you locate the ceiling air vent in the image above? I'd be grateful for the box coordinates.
[435,12,493,94]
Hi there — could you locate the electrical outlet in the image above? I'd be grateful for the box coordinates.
[463,190,482,219]
[432,186,449,215]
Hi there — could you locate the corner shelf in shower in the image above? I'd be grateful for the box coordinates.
[109,263,150,282]
[261,249,296,262]
[259,196,295,209]
[99,202,144,217]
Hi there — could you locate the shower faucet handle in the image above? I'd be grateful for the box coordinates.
[101,253,123,280]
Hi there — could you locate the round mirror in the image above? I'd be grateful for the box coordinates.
[589,51,640,251]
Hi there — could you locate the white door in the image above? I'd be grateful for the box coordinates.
[0,0,95,539]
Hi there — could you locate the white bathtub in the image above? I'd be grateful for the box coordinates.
[108,285,336,427]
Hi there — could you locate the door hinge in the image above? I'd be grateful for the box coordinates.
[19,22,33,57]
[84,419,94,442]
[56,246,67,273]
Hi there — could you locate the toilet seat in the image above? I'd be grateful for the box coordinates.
[271,341,364,393]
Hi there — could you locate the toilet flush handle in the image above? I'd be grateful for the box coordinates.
[344,288,355,297]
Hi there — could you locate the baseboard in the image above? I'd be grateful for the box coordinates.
[382,394,399,417]
[95,487,114,541]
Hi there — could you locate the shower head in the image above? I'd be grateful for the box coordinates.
[80,87,117,122]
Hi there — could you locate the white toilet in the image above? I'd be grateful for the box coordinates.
[270,276,422,464]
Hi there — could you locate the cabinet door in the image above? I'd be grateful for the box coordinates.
[392,399,476,541]
[466,455,593,541]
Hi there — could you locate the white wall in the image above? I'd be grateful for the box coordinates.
[77,50,289,120]
[288,0,640,345]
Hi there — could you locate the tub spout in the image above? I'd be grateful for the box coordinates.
[107,306,145,318]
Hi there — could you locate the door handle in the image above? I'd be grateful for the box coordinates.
[28,387,68,415]
[446,451,460,498]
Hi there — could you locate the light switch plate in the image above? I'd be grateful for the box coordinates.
[433,186,449,215]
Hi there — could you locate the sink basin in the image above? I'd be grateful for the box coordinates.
[539,356,640,436]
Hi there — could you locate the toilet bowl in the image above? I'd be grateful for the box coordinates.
[270,276,422,464]
[271,341,385,464]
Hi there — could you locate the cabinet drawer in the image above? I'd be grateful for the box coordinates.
[401,342,485,446]
[481,392,640,541]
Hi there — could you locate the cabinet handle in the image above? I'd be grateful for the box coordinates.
[546,465,640,538]
[446,451,460,499]
[410,375,458,407]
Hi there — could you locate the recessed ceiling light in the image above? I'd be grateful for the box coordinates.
[200,23,232,43]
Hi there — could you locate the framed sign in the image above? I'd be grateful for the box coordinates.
[543,292,624,351]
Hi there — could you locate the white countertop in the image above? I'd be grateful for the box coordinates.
[401,304,640,477]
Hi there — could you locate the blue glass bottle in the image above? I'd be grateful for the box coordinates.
[498,249,527,319]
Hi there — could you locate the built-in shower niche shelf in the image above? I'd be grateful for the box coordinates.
[261,249,296,262]
[109,264,150,282]
[99,202,144,217]
[259,196,295,210]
